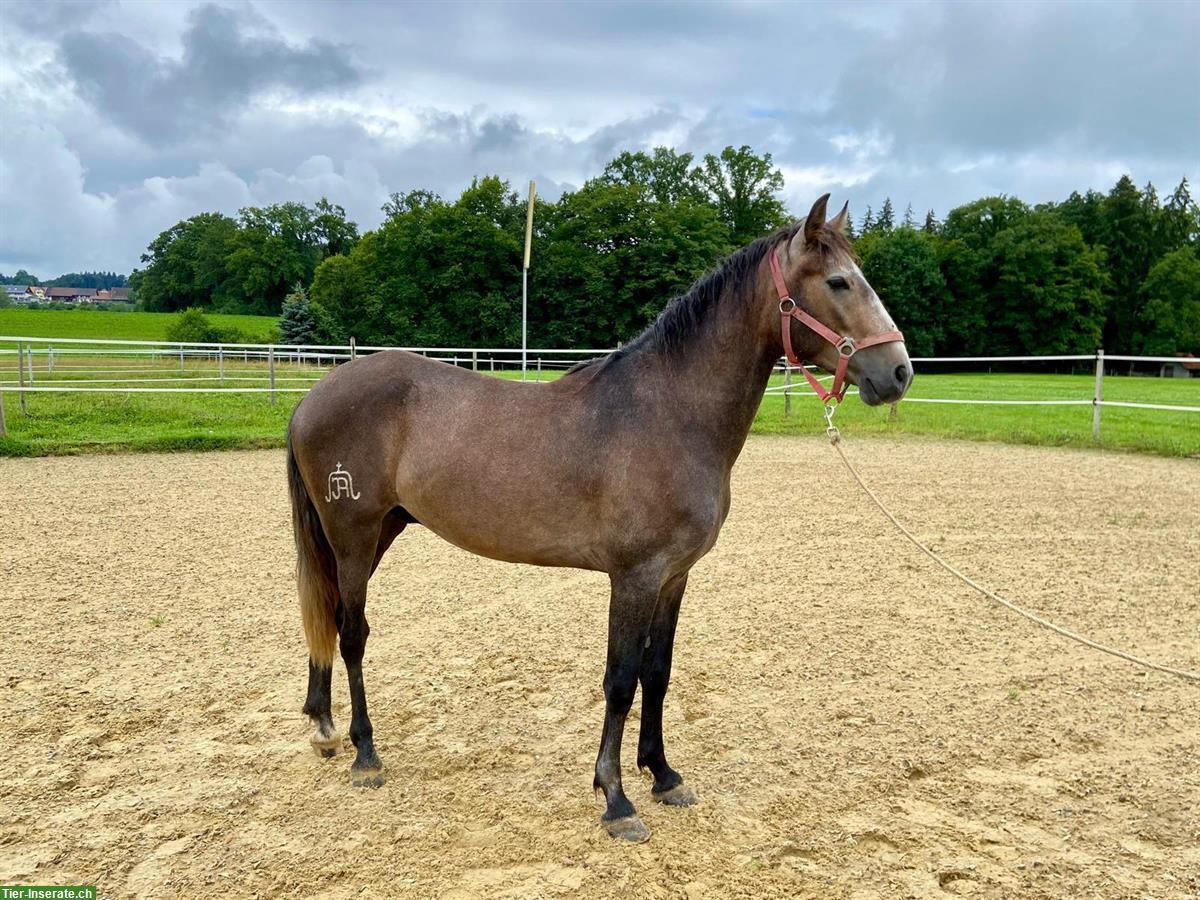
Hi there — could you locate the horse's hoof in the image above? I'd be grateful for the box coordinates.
[653,783,698,806]
[604,815,650,843]
[350,767,385,789]
[310,730,340,759]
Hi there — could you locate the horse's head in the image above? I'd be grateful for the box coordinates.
[772,195,912,406]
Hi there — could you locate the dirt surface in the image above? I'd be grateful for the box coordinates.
[1,436,1197,899]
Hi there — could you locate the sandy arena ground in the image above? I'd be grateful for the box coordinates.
[1,436,1197,899]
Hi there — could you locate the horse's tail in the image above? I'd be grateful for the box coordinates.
[287,433,339,667]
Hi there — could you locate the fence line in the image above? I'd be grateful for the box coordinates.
[0,338,1196,442]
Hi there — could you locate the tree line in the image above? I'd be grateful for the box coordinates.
[128,146,1200,356]
[0,270,128,288]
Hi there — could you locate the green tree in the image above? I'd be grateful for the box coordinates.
[279,286,318,345]
[856,228,947,356]
[223,199,359,316]
[989,214,1107,354]
[941,196,1031,250]
[0,269,40,286]
[1160,177,1199,251]
[1139,247,1200,355]
[165,307,248,343]
[381,189,441,221]
[309,247,382,343]
[601,147,703,206]
[691,145,788,245]
[875,198,895,233]
[536,178,730,347]
[313,177,525,347]
[1099,175,1155,349]
[131,212,239,312]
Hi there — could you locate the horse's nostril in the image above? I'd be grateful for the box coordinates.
[894,365,908,385]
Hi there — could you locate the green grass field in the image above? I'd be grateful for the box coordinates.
[0,308,279,341]
[0,356,1196,457]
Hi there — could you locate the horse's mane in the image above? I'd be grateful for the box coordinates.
[564,218,853,375]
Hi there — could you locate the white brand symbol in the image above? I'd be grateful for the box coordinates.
[325,463,361,502]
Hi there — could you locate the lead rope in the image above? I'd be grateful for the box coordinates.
[821,407,1200,684]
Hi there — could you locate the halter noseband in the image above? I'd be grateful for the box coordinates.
[769,246,905,405]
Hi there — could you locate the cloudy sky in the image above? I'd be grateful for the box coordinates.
[1,0,1197,278]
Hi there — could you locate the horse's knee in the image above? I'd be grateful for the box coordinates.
[603,669,638,714]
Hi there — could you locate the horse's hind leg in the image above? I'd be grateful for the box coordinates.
[638,573,697,806]
[300,515,405,761]
[303,661,337,757]
[331,517,397,788]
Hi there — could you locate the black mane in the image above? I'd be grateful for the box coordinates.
[565,219,852,375]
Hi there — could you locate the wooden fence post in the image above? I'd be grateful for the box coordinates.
[472,350,478,371]
[0,384,6,437]
[17,341,27,414]
[25,343,33,384]
[269,345,276,406]
[179,347,185,371]
[350,337,357,361]
[783,365,791,418]
[48,345,54,373]
[1092,349,1104,440]
[218,346,225,385]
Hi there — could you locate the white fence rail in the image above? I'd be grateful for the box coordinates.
[1,336,1197,441]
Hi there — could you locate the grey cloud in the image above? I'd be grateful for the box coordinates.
[830,1,1200,163]
[3,0,1197,276]
[58,3,361,143]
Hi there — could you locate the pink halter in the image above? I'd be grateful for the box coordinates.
[769,247,905,404]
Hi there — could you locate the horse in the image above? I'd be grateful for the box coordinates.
[285,194,912,842]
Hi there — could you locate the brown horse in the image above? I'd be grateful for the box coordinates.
[286,194,912,841]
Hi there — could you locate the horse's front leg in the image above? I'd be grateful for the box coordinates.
[594,566,661,842]
[637,572,697,806]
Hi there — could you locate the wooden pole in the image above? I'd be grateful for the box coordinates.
[0,384,6,437]
[522,179,536,382]
[472,350,478,371]
[17,341,27,414]
[218,346,225,385]
[25,344,33,384]
[47,345,54,373]
[783,365,791,418]
[1092,349,1104,440]
[269,345,276,406]
[350,337,356,361]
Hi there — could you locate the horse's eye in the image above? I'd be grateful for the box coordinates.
[826,276,849,291]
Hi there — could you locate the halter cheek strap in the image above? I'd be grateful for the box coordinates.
[769,247,905,404]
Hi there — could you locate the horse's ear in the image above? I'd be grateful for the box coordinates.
[803,193,831,245]
[829,201,850,234]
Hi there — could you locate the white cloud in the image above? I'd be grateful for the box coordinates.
[1,0,1197,277]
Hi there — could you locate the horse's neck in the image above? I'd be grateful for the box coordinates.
[645,284,779,467]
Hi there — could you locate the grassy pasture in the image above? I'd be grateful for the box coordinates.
[0,308,279,341]
[0,353,1196,457]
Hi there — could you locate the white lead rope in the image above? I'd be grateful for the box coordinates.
[822,410,1200,684]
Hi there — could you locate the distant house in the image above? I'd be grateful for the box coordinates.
[46,287,97,303]
[6,285,45,303]
[110,288,130,301]
[1160,353,1200,378]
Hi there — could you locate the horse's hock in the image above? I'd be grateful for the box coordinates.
[2,436,1197,898]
